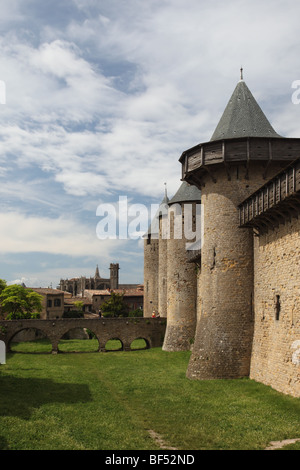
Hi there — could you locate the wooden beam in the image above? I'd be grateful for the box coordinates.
[222,141,231,181]
[184,172,203,189]
[262,140,273,179]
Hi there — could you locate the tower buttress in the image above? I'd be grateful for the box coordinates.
[181,76,295,380]
[162,182,200,351]
[158,184,169,318]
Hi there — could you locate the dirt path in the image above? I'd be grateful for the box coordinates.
[147,433,300,450]
[147,430,178,450]
[265,438,300,450]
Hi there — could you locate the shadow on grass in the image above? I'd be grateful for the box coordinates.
[0,375,92,420]
[0,436,9,450]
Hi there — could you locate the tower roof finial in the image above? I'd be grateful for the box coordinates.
[240,66,244,81]
[210,76,281,141]
[160,182,169,205]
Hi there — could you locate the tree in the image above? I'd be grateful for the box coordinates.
[128,308,143,317]
[101,292,129,318]
[73,300,84,311]
[0,279,7,295]
[0,284,43,320]
[0,279,7,319]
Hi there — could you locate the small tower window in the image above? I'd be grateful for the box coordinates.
[275,295,281,321]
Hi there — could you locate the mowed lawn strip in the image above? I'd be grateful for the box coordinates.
[0,342,299,450]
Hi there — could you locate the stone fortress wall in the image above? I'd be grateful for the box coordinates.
[144,76,300,398]
[250,216,300,397]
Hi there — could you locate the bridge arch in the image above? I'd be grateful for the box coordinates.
[130,337,150,350]
[7,327,51,353]
[58,327,100,353]
[104,337,124,352]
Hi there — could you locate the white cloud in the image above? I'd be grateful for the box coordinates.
[55,170,110,197]
[0,0,24,24]
[1,0,300,285]
[1,1,299,202]
[30,40,90,79]
[0,211,127,257]
[8,277,39,286]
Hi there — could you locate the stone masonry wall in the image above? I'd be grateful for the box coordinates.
[187,161,284,379]
[143,237,159,317]
[158,216,168,317]
[250,217,300,397]
[163,204,197,351]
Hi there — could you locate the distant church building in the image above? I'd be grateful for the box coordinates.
[59,263,120,297]
[145,72,300,398]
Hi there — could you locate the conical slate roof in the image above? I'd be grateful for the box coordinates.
[169,181,201,206]
[143,188,170,237]
[210,79,281,141]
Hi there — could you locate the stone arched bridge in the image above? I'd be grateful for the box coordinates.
[0,317,166,354]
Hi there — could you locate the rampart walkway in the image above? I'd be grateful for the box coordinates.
[0,317,166,354]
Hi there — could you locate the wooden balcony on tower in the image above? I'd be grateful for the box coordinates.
[180,137,300,188]
[238,158,300,234]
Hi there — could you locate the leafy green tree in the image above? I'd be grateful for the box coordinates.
[0,284,43,320]
[101,292,129,318]
[73,300,84,311]
[128,308,143,317]
[0,279,7,295]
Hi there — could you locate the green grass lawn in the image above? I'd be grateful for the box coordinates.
[9,338,147,353]
[0,341,299,450]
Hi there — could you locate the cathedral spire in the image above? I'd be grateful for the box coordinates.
[95,265,100,278]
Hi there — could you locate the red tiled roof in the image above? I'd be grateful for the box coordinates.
[85,289,144,297]
[27,288,65,295]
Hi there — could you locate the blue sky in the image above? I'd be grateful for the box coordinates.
[0,0,300,287]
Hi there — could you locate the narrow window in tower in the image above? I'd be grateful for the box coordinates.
[275,295,281,321]
[211,247,216,269]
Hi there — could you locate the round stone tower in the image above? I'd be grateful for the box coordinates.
[143,212,159,318]
[180,75,298,379]
[158,185,169,318]
[162,181,201,351]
